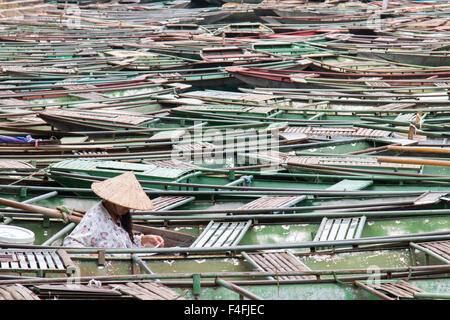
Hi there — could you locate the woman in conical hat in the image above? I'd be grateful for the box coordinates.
[63,171,164,248]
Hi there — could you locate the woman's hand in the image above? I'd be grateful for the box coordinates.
[141,234,165,247]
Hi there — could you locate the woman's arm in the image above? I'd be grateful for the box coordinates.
[138,234,165,247]
[132,232,165,248]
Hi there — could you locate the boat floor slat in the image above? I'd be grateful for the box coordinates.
[246,251,314,280]
[358,280,424,299]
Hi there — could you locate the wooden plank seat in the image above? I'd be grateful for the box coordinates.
[238,195,306,211]
[173,142,216,152]
[242,250,315,280]
[33,284,124,300]
[314,216,366,242]
[355,280,425,300]
[190,220,252,248]
[281,126,390,138]
[0,248,75,275]
[134,196,195,212]
[326,179,373,191]
[0,284,40,300]
[147,159,199,169]
[32,281,185,300]
[410,241,450,264]
[312,179,370,244]
[111,281,186,300]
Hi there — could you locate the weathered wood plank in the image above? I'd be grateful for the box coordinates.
[228,221,250,246]
[192,221,219,248]
[16,252,28,270]
[34,251,48,271]
[140,282,183,300]
[43,251,56,270]
[25,251,38,270]
[380,283,414,298]
[213,222,238,247]
[0,251,11,270]
[9,253,19,270]
[126,282,163,300]
[319,219,333,242]
[114,284,150,300]
[336,218,351,241]
[314,217,328,242]
[261,253,295,280]
[50,251,65,270]
[204,222,229,247]
[327,219,342,241]
[346,218,360,240]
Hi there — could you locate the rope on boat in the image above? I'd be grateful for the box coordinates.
[7,165,50,186]
[59,205,74,224]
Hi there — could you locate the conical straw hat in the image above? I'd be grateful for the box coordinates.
[91,171,153,211]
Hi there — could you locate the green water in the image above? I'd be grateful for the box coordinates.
[362,216,450,238]
[302,250,412,271]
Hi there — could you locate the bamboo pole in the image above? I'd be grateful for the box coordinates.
[286,160,445,178]
[0,197,81,223]
[377,156,450,167]
[215,278,264,300]
[414,292,450,299]
[386,146,450,154]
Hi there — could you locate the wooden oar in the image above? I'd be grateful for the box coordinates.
[0,197,81,223]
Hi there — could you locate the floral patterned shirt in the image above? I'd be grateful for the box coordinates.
[63,201,142,248]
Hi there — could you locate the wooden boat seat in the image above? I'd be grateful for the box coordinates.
[146,159,199,169]
[394,113,416,122]
[282,126,391,138]
[313,216,366,242]
[0,248,76,276]
[364,81,391,87]
[33,284,123,300]
[32,281,185,300]
[111,281,186,300]
[242,250,315,280]
[238,195,306,211]
[190,220,252,248]
[173,142,216,152]
[136,196,195,212]
[0,284,40,300]
[410,240,450,264]
[355,280,425,300]
[326,179,373,191]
